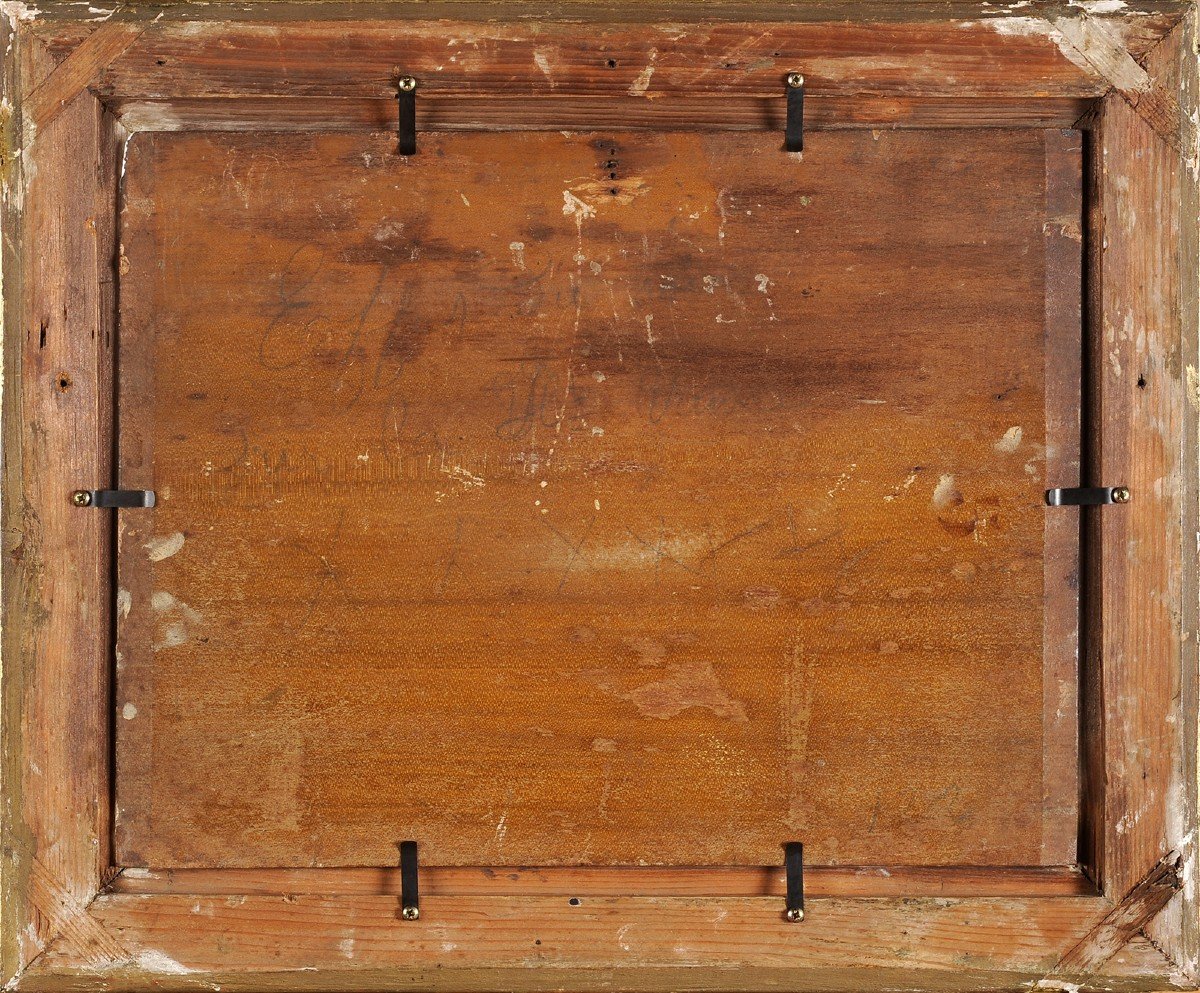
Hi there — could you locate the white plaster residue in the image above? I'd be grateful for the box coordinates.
[122,702,138,721]
[1068,0,1126,12]
[145,531,185,562]
[509,241,526,269]
[644,315,656,345]
[562,190,596,222]
[994,426,1023,453]
[628,49,658,96]
[117,588,132,620]
[533,48,557,88]
[932,474,959,509]
[1186,365,1200,413]
[0,2,42,24]
[441,465,485,489]
[338,937,355,959]
[134,950,195,975]
[702,275,719,294]
[754,273,773,293]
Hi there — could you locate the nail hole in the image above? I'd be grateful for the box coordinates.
[606,59,617,68]
[568,897,581,906]
[55,373,72,393]
[155,58,167,66]
[1137,374,1147,390]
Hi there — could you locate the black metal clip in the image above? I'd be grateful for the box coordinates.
[1045,486,1130,507]
[399,840,420,920]
[71,489,155,508]
[784,841,804,922]
[785,73,804,153]
[397,76,417,155]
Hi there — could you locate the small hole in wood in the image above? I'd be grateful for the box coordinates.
[55,373,72,393]
[156,58,167,66]
[568,897,581,906]
[38,321,47,349]
[606,58,617,68]
[1137,374,1147,390]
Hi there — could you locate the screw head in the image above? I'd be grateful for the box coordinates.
[1112,486,1131,504]
[785,907,804,922]
[786,72,804,89]
[71,490,92,507]
[401,906,420,920]
[398,76,418,92]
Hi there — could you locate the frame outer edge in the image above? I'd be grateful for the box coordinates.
[1143,4,1200,979]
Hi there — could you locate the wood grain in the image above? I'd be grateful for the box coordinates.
[62,15,1126,131]
[109,94,1098,135]
[115,128,1076,869]
[1041,127,1082,867]
[1055,850,1181,974]
[0,26,121,981]
[108,864,1094,898]
[1091,47,1188,907]
[35,893,1113,977]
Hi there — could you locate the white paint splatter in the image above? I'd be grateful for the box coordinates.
[932,474,958,509]
[754,273,773,293]
[145,531,184,562]
[994,426,1023,453]
[509,241,526,269]
[134,950,194,975]
[117,588,132,620]
[628,49,658,96]
[562,190,595,221]
[122,702,137,720]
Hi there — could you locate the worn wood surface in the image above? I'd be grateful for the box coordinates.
[29,893,1115,978]
[0,21,122,984]
[1089,12,1193,930]
[107,863,1094,898]
[1041,127,1082,867]
[114,128,1077,869]
[1055,850,1182,975]
[27,14,1152,137]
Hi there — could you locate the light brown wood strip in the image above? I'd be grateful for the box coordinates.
[1094,71,1186,902]
[53,893,1111,975]
[2,43,118,972]
[108,864,1094,898]
[85,18,1112,104]
[109,94,1096,134]
[1138,13,1199,975]
[115,128,1068,869]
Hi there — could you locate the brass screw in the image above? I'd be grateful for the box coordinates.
[786,72,804,88]
[1112,486,1131,504]
[785,908,804,922]
[398,76,418,92]
[71,490,92,507]
[401,906,420,920]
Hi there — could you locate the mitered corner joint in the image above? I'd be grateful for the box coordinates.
[71,489,156,508]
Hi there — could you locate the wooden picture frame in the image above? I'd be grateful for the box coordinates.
[0,1,1196,989]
